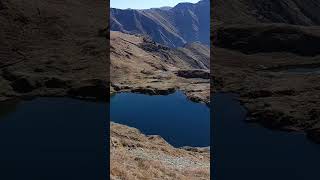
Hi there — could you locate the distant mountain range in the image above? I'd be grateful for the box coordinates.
[110,0,210,47]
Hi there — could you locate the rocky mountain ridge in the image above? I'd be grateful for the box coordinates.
[111,0,210,47]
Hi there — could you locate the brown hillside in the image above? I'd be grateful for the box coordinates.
[110,31,210,104]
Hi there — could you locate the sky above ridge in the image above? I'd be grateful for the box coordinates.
[110,0,200,10]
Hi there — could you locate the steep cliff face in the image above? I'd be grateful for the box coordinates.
[110,0,210,47]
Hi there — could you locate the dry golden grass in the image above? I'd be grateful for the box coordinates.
[110,123,210,180]
[110,31,210,104]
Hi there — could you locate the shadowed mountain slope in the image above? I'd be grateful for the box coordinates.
[213,24,320,56]
[214,0,320,26]
[0,0,108,101]
[212,0,320,56]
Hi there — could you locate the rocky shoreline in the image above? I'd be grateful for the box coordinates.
[110,31,210,105]
[109,31,211,179]
[111,83,210,105]
[0,77,109,102]
[211,0,320,144]
[213,24,320,144]
[1,0,210,179]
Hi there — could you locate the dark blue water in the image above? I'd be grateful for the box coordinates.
[0,98,106,180]
[213,93,320,180]
[110,91,210,147]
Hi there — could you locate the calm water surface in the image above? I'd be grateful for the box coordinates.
[110,91,210,147]
[0,98,106,180]
[0,92,209,179]
[213,93,320,180]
